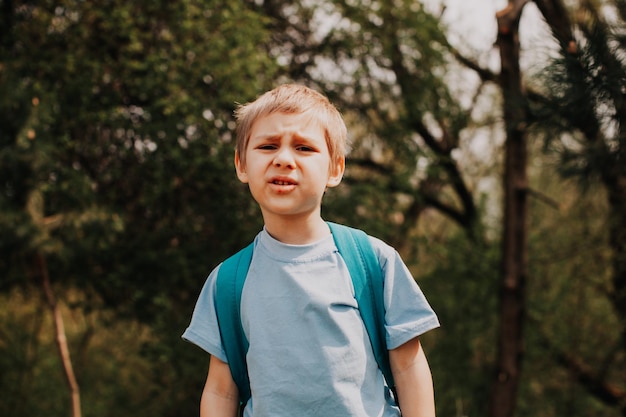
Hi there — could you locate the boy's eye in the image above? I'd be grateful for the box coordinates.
[296,145,316,152]
[257,144,278,150]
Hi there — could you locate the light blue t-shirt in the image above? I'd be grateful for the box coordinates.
[182,227,439,417]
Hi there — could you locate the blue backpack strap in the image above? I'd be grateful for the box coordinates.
[215,243,253,406]
[327,222,395,390]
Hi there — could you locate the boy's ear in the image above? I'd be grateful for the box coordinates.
[326,155,345,188]
[234,150,249,183]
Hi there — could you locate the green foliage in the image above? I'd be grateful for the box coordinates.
[520,169,622,417]
[1,1,275,415]
[416,230,500,417]
[1,0,275,306]
[529,0,625,184]
[0,287,193,417]
[527,2,626,413]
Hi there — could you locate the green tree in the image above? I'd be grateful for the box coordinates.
[0,1,277,415]
[528,0,626,413]
[524,161,622,417]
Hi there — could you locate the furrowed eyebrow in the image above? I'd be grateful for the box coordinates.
[292,132,326,149]
[252,132,280,139]
[293,136,321,150]
[250,134,280,144]
[251,132,319,143]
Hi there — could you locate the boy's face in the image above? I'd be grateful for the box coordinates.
[235,111,345,222]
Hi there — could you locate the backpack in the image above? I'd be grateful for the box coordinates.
[214,222,394,407]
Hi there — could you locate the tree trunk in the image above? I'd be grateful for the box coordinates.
[489,1,530,417]
[37,253,82,417]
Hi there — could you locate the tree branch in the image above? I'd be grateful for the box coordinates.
[533,0,577,52]
[527,187,560,210]
[38,253,82,417]
[554,349,626,406]
[452,48,498,83]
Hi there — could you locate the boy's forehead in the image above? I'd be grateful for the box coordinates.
[250,111,324,137]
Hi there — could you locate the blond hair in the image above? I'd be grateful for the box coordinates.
[234,84,347,165]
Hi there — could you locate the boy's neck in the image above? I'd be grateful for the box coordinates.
[263,214,330,245]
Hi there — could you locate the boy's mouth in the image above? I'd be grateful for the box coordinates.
[270,177,297,186]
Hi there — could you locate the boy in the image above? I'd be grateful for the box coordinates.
[183,84,440,417]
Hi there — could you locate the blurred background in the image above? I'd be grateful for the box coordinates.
[1,0,625,416]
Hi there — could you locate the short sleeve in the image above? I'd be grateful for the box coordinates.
[370,237,440,350]
[181,265,228,362]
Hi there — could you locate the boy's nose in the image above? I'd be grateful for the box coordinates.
[273,148,296,169]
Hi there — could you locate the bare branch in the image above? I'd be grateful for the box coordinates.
[554,349,626,406]
[527,187,560,210]
[451,48,498,83]
[533,0,577,52]
[38,253,82,417]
